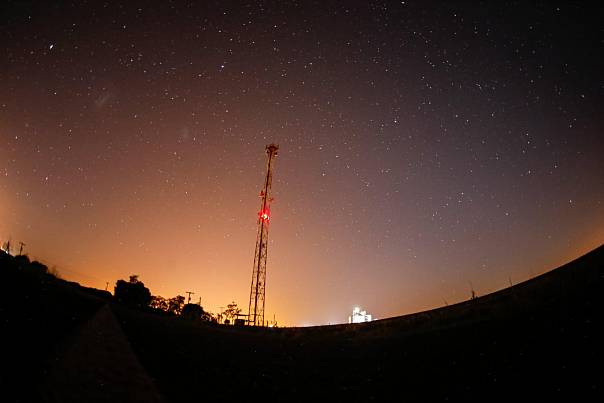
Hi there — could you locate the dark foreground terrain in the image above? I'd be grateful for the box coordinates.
[1,245,603,402]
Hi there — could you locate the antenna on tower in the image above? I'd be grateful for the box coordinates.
[18,241,26,256]
[247,143,279,326]
[185,291,195,304]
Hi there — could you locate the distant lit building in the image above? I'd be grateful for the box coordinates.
[349,306,373,323]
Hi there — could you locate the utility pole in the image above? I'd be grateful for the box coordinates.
[218,306,225,324]
[18,241,26,256]
[185,291,195,304]
[247,143,279,326]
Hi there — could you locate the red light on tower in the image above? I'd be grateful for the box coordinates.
[258,208,270,222]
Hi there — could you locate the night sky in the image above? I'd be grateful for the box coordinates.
[1,1,603,325]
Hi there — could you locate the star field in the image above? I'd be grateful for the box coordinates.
[1,1,603,325]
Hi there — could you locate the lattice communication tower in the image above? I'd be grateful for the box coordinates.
[247,143,279,326]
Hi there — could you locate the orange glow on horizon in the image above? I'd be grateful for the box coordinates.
[2,1,603,327]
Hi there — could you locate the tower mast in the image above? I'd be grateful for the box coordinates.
[247,143,279,326]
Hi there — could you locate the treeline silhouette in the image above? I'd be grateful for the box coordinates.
[0,249,112,300]
[0,249,237,325]
[1,250,58,279]
[0,247,243,402]
[113,274,221,323]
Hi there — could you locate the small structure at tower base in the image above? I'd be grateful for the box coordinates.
[349,306,373,323]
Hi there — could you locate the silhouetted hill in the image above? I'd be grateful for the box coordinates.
[302,243,603,338]
[0,251,111,402]
[115,245,604,401]
[1,245,602,401]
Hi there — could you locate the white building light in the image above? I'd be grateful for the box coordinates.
[349,306,373,323]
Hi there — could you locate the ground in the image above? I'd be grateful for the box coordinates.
[1,245,602,401]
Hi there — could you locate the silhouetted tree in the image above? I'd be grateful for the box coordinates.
[181,303,217,322]
[114,275,151,308]
[47,265,61,278]
[30,260,48,274]
[14,255,31,269]
[167,295,185,315]
[150,295,169,311]
[223,301,241,324]
[201,310,217,323]
[181,303,203,320]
